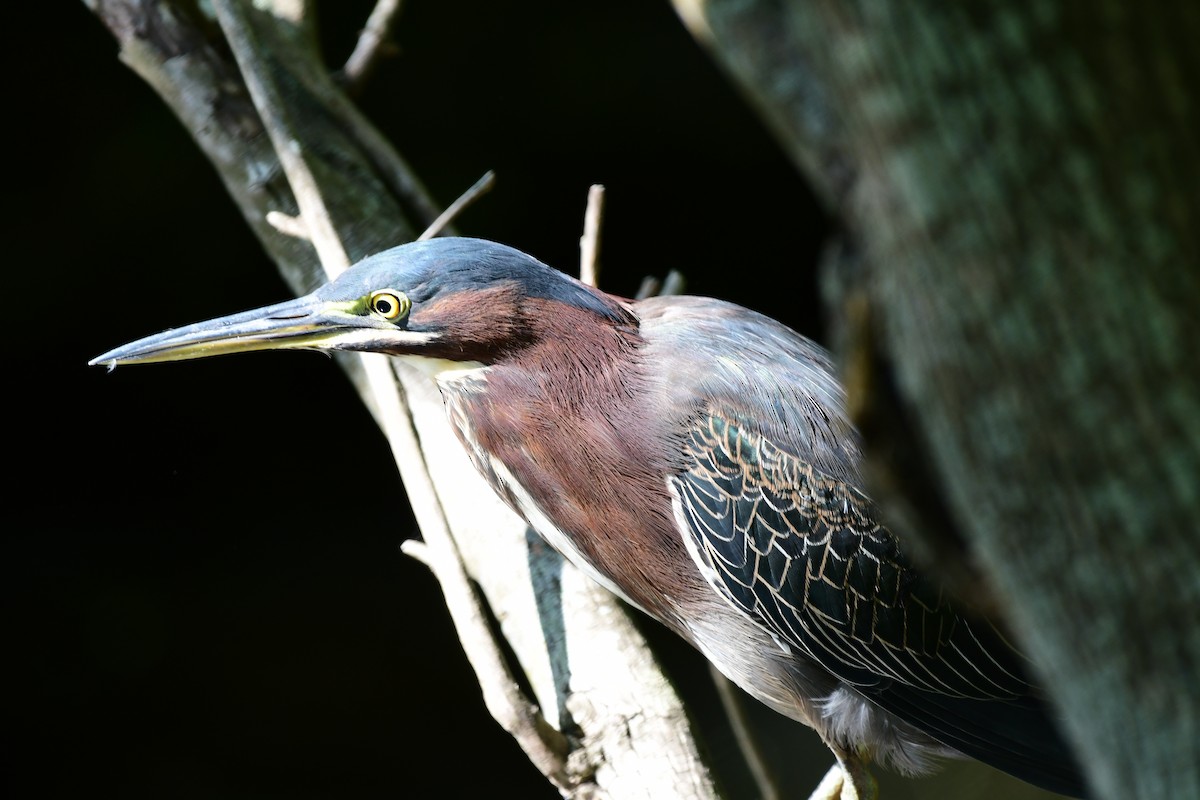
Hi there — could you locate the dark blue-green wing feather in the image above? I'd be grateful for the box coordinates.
[672,415,1085,797]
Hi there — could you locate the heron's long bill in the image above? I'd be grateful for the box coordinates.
[89,294,401,368]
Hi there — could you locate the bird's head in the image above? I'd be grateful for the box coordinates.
[90,237,634,370]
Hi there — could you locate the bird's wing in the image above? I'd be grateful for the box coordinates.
[671,414,1088,797]
[672,413,1032,700]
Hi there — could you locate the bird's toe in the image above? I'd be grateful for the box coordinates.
[807,754,879,800]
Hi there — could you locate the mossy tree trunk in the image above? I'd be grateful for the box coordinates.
[673,2,1200,799]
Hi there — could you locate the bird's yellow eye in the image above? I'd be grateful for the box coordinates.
[368,290,411,320]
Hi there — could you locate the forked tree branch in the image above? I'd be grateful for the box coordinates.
[83,1,730,797]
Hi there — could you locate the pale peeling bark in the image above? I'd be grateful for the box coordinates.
[83,2,720,797]
[672,2,1200,799]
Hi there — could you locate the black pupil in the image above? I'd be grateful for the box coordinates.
[376,297,393,314]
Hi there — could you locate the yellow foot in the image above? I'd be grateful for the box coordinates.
[807,760,879,800]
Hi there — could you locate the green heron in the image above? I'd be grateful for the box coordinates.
[91,237,1085,798]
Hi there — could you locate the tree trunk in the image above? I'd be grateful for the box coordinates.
[672,2,1200,799]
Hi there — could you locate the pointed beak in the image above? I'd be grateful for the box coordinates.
[89,294,414,368]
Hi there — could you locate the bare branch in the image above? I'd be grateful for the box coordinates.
[399,536,573,789]
[85,4,726,797]
[579,183,606,287]
[660,269,686,297]
[265,210,309,239]
[709,664,782,800]
[340,0,405,93]
[419,170,497,241]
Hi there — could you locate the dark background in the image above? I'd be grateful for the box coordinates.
[8,2,1040,798]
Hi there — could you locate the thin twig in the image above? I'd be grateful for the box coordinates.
[579,184,606,287]
[398,534,572,785]
[660,269,686,296]
[635,276,660,299]
[265,210,309,239]
[418,170,497,241]
[340,0,404,93]
[709,664,783,800]
[635,270,685,300]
